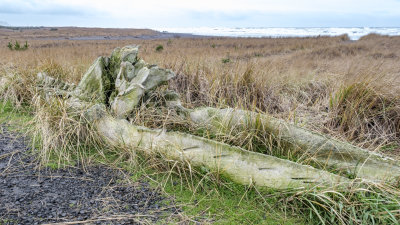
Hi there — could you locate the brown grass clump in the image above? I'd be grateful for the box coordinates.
[31,96,98,166]
[0,66,37,108]
[307,44,368,59]
[328,82,400,147]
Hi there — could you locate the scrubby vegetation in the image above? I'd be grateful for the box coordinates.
[6,40,29,50]
[155,44,164,52]
[1,28,400,224]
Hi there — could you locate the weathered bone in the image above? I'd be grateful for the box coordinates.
[74,56,111,103]
[109,45,140,80]
[110,62,175,118]
[188,107,400,182]
[42,45,176,118]
[35,45,400,189]
[37,72,76,91]
[85,104,348,189]
[36,72,347,189]
[105,45,176,118]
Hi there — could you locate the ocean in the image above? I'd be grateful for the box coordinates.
[153,27,400,40]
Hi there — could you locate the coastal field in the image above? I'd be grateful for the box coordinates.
[1,27,399,151]
[1,27,400,224]
[0,26,158,39]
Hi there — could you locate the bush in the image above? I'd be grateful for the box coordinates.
[14,40,21,50]
[7,40,29,51]
[221,58,230,63]
[7,42,13,50]
[155,44,164,52]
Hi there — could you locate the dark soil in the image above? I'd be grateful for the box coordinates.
[0,124,179,224]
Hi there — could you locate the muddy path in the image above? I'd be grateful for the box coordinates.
[0,124,179,224]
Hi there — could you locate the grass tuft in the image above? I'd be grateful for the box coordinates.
[328,82,400,148]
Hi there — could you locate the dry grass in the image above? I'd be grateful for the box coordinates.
[1,27,400,224]
[0,27,157,39]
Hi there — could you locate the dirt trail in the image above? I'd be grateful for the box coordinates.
[0,124,178,224]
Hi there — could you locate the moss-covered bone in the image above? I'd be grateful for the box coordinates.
[36,45,174,118]
[37,72,76,92]
[109,45,140,80]
[189,107,400,182]
[74,56,111,103]
[110,62,175,118]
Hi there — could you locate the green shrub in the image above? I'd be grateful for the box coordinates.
[23,41,29,50]
[14,40,21,50]
[7,40,29,51]
[7,42,13,50]
[155,44,164,52]
[221,58,230,63]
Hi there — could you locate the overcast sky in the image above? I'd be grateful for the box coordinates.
[1,0,400,28]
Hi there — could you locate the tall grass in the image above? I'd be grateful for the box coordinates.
[31,96,107,167]
[329,82,400,148]
[276,181,400,224]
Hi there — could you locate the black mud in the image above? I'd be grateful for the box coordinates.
[0,124,179,224]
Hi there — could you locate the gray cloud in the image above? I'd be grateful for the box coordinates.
[178,9,400,27]
[0,1,91,16]
[0,0,399,28]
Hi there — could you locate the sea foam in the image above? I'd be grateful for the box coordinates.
[154,27,400,40]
